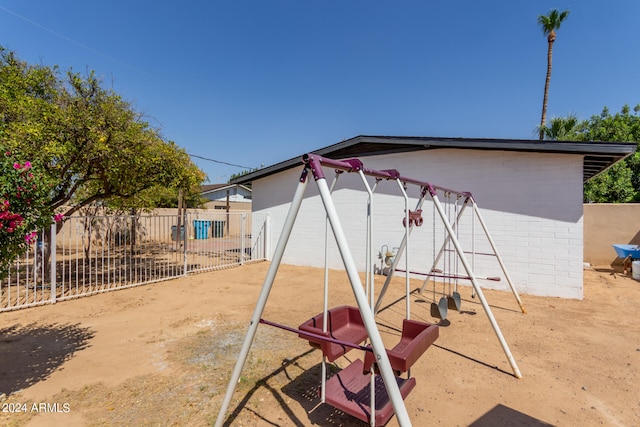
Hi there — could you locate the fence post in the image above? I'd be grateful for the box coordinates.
[183,210,188,276]
[240,213,246,265]
[50,222,57,304]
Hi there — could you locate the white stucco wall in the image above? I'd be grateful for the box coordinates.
[251,149,584,299]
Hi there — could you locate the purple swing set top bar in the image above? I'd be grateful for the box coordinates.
[302,154,472,198]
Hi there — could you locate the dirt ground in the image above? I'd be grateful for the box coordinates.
[1,262,639,426]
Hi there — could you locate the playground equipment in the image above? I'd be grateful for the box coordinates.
[215,154,522,427]
[372,174,526,379]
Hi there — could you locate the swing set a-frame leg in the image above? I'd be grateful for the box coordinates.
[371,188,523,379]
[431,195,523,379]
[418,197,471,295]
[214,173,309,427]
[417,198,526,314]
[471,202,526,314]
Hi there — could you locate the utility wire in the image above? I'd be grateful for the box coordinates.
[0,5,166,82]
[189,153,254,170]
[1,5,256,173]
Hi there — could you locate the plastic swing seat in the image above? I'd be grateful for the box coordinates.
[364,318,439,375]
[321,318,438,426]
[324,359,416,426]
[298,305,368,362]
[298,307,439,425]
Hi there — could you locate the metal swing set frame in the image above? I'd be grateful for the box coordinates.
[215,154,524,427]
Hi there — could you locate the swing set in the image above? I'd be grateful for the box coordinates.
[215,154,524,427]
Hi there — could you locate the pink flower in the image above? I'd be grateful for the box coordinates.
[23,161,31,170]
[54,213,64,222]
[13,162,21,169]
[25,231,37,244]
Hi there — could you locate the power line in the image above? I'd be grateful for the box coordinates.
[0,5,165,82]
[189,153,254,170]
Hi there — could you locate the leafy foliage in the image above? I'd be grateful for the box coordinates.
[0,149,56,278]
[537,9,570,37]
[541,104,640,203]
[0,47,206,216]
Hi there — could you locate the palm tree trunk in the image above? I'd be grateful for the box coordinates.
[539,40,554,140]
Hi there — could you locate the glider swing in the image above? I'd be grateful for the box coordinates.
[214,154,440,427]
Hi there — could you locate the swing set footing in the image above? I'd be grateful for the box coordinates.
[324,359,415,426]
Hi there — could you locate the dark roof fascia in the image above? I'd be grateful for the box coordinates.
[351,135,637,156]
[230,135,636,184]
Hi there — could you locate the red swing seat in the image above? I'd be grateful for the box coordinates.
[298,305,368,362]
[364,318,439,374]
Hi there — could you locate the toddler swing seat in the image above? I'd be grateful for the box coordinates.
[299,306,439,425]
[298,305,368,362]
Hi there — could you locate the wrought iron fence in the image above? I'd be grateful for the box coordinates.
[0,211,270,312]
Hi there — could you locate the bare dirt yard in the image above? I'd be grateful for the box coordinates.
[1,262,639,426]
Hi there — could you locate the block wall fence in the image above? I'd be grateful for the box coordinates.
[583,203,640,266]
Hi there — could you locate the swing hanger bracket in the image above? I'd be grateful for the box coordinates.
[402,209,424,228]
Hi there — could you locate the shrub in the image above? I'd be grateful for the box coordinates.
[0,149,56,279]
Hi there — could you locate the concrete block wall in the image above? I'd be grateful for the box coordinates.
[252,149,585,299]
[583,203,640,265]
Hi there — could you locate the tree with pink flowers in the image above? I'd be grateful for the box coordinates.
[0,150,57,278]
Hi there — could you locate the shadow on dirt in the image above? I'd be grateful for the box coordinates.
[281,362,368,426]
[469,404,554,426]
[0,322,94,395]
[221,348,316,427]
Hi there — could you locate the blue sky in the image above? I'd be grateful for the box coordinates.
[1,1,639,183]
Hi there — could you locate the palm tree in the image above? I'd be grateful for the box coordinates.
[538,9,570,140]
[539,114,578,140]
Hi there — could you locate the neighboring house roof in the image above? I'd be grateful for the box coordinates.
[200,183,252,195]
[230,135,636,185]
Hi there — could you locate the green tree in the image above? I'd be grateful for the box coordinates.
[538,9,570,140]
[540,104,640,202]
[0,47,206,217]
[229,168,258,184]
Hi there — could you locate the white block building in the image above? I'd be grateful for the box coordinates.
[232,136,634,299]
